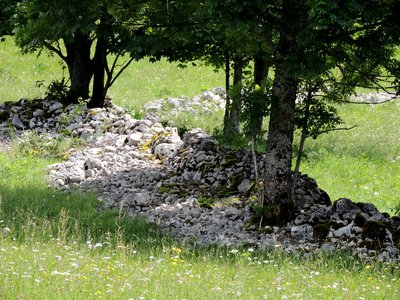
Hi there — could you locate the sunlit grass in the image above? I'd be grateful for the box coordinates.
[300,100,400,213]
[0,36,224,113]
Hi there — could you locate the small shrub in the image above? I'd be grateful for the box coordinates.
[45,78,69,102]
[58,99,87,127]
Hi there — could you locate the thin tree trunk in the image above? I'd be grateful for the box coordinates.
[252,55,268,137]
[291,89,311,200]
[223,52,231,136]
[254,55,267,86]
[223,55,243,137]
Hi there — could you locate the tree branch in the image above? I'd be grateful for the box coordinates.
[43,41,67,62]
[310,125,357,137]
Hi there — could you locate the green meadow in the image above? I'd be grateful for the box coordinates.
[1,36,400,299]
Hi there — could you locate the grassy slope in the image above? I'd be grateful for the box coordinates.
[301,101,400,213]
[1,37,400,298]
[0,36,224,111]
[0,154,399,299]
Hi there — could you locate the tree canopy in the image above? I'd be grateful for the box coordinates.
[13,0,149,107]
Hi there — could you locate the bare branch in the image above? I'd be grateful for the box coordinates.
[310,125,357,137]
[43,41,67,62]
[109,57,134,88]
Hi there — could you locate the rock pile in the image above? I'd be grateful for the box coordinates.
[1,92,400,261]
[142,87,226,121]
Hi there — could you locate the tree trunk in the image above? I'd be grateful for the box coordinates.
[252,55,268,137]
[262,0,304,225]
[89,37,106,108]
[254,55,267,86]
[223,55,243,137]
[263,63,298,225]
[64,33,93,104]
[223,52,231,133]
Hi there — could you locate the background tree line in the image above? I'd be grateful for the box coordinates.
[1,0,399,224]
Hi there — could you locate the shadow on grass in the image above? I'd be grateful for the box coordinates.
[0,184,172,251]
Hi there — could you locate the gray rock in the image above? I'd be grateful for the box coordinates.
[33,109,44,117]
[113,120,125,127]
[127,132,143,146]
[154,143,177,159]
[123,192,151,207]
[237,178,251,193]
[84,157,103,170]
[291,224,314,241]
[12,114,24,129]
[331,198,362,217]
[333,223,353,238]
[49,101,63,112]
[68,166,85,183]
[115,135,128,148]
[320,242,336,253]
[136,123,150,133]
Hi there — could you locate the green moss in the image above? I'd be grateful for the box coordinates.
[220,152,240,167]
[158,186,172,193]
[361,220,390,249]
[197,196,215,209]
[228,173,244,190]
[354,213,367,227]
[314,223,330,241]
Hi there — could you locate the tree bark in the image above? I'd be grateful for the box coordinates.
[252,54,269,137]
[89,37,106,108]
[254,55,267,86]
[64,33,93,104]
[223,54,243,137]
[263,63,298,224]
[263,1,302,225]
[223,52,231,133]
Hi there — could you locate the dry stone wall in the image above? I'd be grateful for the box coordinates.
[1,91,399,261]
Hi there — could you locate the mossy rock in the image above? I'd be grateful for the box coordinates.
[227,173,244,190]
[0,110,10,122]
[362,220,391,249]
[220,152,240,167]
[313,223,330,241]
[329,220,347,230]
[158,186,172,193]
[354,213,367,227]
[197,196,214,209]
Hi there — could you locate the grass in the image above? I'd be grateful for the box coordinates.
[1,36,400,298]
[0,36,224,113]
[2,147,399,299]
[299,100,400,213]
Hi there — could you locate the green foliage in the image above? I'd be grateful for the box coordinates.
[241,81,272,139]
[58,99,87,128]
[295,92,344,140]
[197,196,215,209]
[44,78,69,102]
[0,0,16,39]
